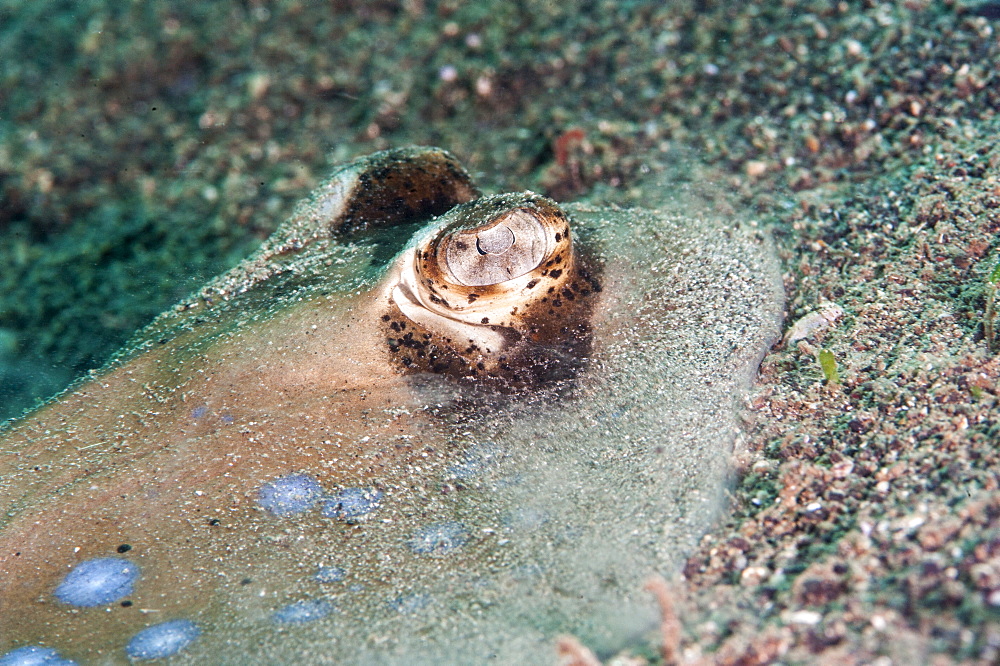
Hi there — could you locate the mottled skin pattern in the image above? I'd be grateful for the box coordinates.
[0,148,599,658]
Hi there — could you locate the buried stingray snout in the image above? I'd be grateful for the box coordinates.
[385,192,600,385]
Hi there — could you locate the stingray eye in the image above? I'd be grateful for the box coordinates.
[391,193,577,324]
[443,210,548,287]
[413,194,571,298]
[388,191,596,384]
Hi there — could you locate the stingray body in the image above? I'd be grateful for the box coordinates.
[0,148,783,664]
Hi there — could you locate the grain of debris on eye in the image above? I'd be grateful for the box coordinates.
[783,303,844,345]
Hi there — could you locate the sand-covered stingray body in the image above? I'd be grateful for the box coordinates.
[0,147,783,664]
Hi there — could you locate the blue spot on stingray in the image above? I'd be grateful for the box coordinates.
[504,506,549,531]
[190,405,208,419]
[54,557,140,607]
[258,474,322,516]
[446,444,499,479]
[220,412,234,425]
[446,459,481,479]
[407,521,469,555]
[321,487,382,521]
[491,474,524,490]
[595,405,630,423]
[272,599,333,625]
[0,646,76,666]
[125,620,200,660]
[314,566,345,583]
[510,563,545,581]
[388,593,431,614]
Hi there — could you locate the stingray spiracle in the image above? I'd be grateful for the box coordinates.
[386,192,599,381]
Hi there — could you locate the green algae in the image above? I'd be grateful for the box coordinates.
[0,196,259,421]
[818,349,840,384]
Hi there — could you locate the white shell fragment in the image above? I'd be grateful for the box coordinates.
[783,302,844,345]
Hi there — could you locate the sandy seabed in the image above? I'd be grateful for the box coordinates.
[2,0,1000,662]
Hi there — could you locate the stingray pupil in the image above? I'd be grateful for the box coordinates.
[475,225,515,256]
